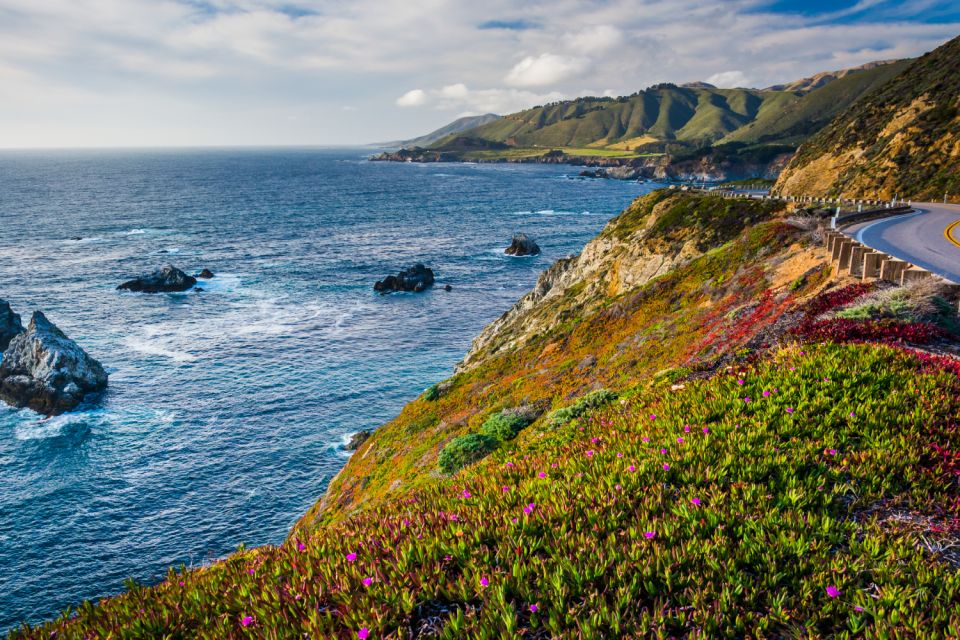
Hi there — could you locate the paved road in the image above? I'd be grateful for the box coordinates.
[842,202,960,283]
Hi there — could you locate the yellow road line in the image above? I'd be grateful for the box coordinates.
[946,220,960,249]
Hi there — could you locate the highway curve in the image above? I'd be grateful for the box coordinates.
[842,202,960,283]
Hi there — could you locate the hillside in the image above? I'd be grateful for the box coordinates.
[383,114,501,148]
[764,60,901,93]
[775,35,960,200]
[13,190,960,638]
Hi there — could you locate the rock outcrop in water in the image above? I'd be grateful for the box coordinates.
[0,311,108,415]
[118,265,197,293]
[196,269,215,279]
[343,430,373,451]
[374,264,435,294]
[0,299,24,351]
[505,233,541,256]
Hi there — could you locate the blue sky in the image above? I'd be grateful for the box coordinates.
[0,0,956,147]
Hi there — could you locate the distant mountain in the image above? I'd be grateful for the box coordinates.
[764,60,902,93]
[422,62,906,155]
[775,35,960,201]
[384,114,501,148]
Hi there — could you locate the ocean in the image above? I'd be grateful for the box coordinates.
[0,148,659,631]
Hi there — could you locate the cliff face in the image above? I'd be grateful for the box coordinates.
[775,35,960,201]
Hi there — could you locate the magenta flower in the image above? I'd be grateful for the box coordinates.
[786,407,794,414]
[178,581,184,587]
[346,552,357,562]
[358,629,370,640]
[529,604,539,613]
[363,577,373,587]
[827,448,837,456]
[297,542,306,551]
[677,437,684,444]
[523,503,535,514]
[591,437,599,444]
[642,436,650,443]
[762,390,771,397]
[241,616,254,627]
[660,448,668,454]
[737,379,744,385]
[650,414,657,420]
[247,568,255,575]
[850,411,856,417]
[617,452,623,458]
[702,427,709,434]
[480,577,489,587]
[586,450,594,457]
[854,605,864,612]
[505,462,514,468]
[662,463,670,471]
[691,497,701,506]
[683,425,691,433]
[502,485,510,492]
[461,489,471,499]
[538,472,546,479]
[744,397,751,403]
[826,585,841,598]
[644,531,656,539]
[628,465,636,472]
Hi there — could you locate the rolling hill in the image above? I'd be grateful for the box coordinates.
[775,35,960,201]
[383,113,501,148]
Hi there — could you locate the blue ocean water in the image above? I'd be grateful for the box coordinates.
[0,148,658,631]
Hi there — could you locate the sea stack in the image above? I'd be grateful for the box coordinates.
[0,311,108,415]
[0,299,24,351]
[374,264,435,294]
[118,265,197,293]
[505,233,541,256]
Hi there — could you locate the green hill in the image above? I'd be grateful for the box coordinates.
[382,114,501,148]
[776,35,960,200]
[420,63,907,162]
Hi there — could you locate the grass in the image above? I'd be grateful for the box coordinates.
[12,343,960,638]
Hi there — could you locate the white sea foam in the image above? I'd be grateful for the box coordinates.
[126,228,147,235]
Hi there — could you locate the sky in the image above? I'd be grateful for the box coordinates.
[0,0,957,148]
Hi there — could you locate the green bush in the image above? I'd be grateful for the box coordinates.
[423,384,440,401]
[547,388,617,428]
[479,412,531,442]
[438,434,498,474]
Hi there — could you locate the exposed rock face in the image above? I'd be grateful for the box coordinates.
[118,265,197,293]
[505,233,541,256]
[196,269,215,279]
[374,264,435,294]
[0,311,108,415]
[0,299,24,351]
[343,430,373,451]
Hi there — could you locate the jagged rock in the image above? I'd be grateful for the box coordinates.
[0,311,108,415]
[118,265,197,293]
[197,269,215,279]
[343,430,373,451]
[374,264,435,294]
[505,233,541,256]
[0,299,24,351]
[444,284,453,291]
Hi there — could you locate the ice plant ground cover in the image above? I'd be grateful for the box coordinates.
[11,343,960,638]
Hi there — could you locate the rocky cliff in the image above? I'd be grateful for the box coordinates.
[775,35,960,201]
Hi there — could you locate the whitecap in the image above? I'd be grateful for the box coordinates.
[123,335,197,363]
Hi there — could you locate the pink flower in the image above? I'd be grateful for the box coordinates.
[505,462,514,468]
[737,379,744,385]
[461,489,471,499]
[786,407,794,414]
[591,437,599,443]
[346,552,357,562]
[849,411,856,418]
[827,448,837,456]
[854,605,864,612]
[762,390,771,397]
[241,616,254,627]
[363,577,373,587]
[616,452,623,458]
[662,463,670,471]
[644,531,656,539]
[523,503,535,514]
[660,448,668,454]
[628,465,636,472]
[702,427,709,434]
[297,542,306,551]
[358,629,370,640]
[650,414,657,420]
[683,425,691,433]
[586,450,594,457]
[642,437,650,443]
[529,604,539,613]
[178,581,184,587]
[677,437,684,444]
[502,486,510,492]
[691,497,701,506]
[480,577,489,587]
[826,585,840,598]
[538,472,546,479]
[247,569,255,575]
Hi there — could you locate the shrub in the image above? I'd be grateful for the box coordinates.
[547,389,617,428]
[438,434,498,474]
[479,412,531,442]
[423,384,440,401]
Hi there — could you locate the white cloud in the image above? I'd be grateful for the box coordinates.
[505,53,588,87]
[569,25,624,54]
[396,89,428,107]
[706,70,750,88]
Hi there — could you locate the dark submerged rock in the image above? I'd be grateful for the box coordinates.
[444,284,452,291]
[197,269,215,279]
[0,311,108,415]
[0,299,24,351]
[118,265,197,293]
[505,233,541,256]
[374,264,435,294]
[344,430,373,451]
